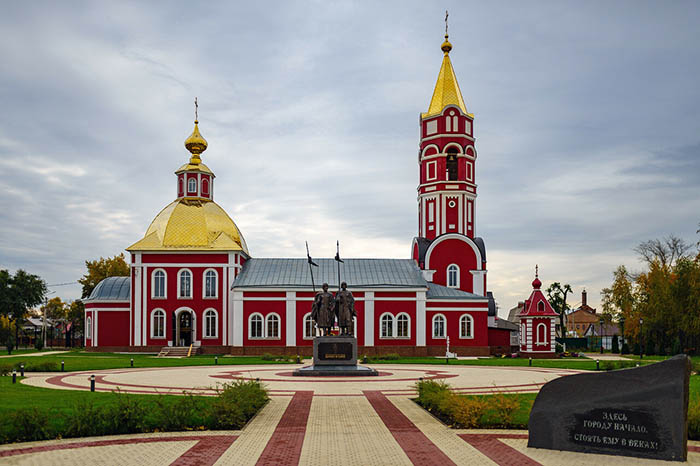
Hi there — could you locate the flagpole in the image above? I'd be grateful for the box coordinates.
[306,241,316,292]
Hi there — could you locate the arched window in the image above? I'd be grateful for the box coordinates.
[178,269,192,298]
[201,178,209,195]
[536,322,548,345]
[447,264,459,288]
[433,314,446,338]
[459,314,473,339]
[86,316,92,339]
[303,313,315,339]
[380,313,394,338]
[266,313,280,338]
[446,153,458,181]
[188,177,196,193]
[397,313,410,338]
[204,309,217,338]
[445,115,452,132]
[204,269,217,298]
[250,313,263,339]
[178,177,184,196]
[152,309,166,338]
[152,269,166,298]
[537,301,545,312]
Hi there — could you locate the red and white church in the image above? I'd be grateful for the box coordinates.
[85,33,556,356]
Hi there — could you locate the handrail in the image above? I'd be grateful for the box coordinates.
[187,344,193,357]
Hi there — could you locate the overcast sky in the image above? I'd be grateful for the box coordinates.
[1,1,699,317]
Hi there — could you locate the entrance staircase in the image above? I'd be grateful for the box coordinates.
[157,344,200,357]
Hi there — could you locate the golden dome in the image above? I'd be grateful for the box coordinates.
[441,35,452,53]
[184,120,208,164]
[127,199,249,254]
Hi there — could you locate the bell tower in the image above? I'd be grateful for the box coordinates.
[417,30,477,241]
[175,98,216,201]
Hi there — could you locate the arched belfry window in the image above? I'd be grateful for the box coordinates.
[537,301,545,312]
[188,177,196,194]
[447,264,459,288]
[446,148,458,181]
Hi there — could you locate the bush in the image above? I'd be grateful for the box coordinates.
[672,337,682,355]
[448,396,487,428]
[377,353,400,360]
[64,400,102,438]
[35,339,44,351]
[99,391,149,435]
[208,379,268,429]
[689,396,700,440]
[153,393,206,432]
[0,363,12,376]
[9,408,52,442]
[621,342,630,354]
[488,392,521,427]
[611,335,619,354]
[24,361,59,372]
[555,342,564,354]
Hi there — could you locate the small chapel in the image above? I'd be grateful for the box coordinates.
[84,31,538,356]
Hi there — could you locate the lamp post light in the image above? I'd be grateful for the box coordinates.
[639,317,644,360]
[619,316,626,352]
[599,318,604,354]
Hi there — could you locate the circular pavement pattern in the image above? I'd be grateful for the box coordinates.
[21,364,583,396]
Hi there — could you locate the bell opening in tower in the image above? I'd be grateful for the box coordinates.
[446,148,458,181]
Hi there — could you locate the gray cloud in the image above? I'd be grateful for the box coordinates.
[1,1,699,313]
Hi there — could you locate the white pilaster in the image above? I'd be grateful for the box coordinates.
[286,291,296,347]
[232,291,243,346]
[416,291,426,346]
[94,311,98,346]
[471,270,487,296]
[142,266,147,345]
[134,264,142,346]
[365,291,374,346]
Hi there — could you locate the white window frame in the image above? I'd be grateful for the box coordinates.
[466,161,473,181]
[536,322,548,345]
[426,120,438,135]
[380,312,395,339]
[187,177,197,194]
[203,268,218,299]
[459,314,474,339]
[86,316,92,339]
[445,115,452,132]
[201,177,209,196]
[396,312,411,338]
[178,177,184,196]
[426,161,437,181]
[203,308,218,338]
[151,309,166,339]
[432,313,446,339]
[266,313,281,339]
[177,269,193,299]
[152,268,167,299]
[447,264,459,288]
[249,313,264,339]
[303,312,316,340]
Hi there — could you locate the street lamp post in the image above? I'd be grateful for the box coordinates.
[639,317,644,360]
[599,318,604,354]
[619,316,625,354]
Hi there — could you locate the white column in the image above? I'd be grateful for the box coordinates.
[134,263,142,346]
[471,270,487,296]
[94,311,98,346]
[364,292,374,346]
[286,291,296,347]
[416,291,426,346]
[222,268,227,346]
[232,292,244,346]
[142,266,147,345]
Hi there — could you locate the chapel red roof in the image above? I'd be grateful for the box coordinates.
[518,267,558,317]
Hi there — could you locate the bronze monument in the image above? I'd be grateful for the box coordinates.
[335,281,356,336]
[311,283,335,336]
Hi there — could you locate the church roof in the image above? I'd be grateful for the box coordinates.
[426,283,485,300]
[232,258,427,289]
[127,199,249,253]
[86,276,130,301]
[518,270,558,318]
[422,35,469,118]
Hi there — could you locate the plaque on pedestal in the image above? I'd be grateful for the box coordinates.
[293,336,378,376]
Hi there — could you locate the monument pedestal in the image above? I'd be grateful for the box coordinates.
[293,335,378,376]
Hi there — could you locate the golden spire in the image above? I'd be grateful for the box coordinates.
[184,97,208,164]
[422,12,468,119]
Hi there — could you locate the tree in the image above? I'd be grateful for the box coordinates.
[633,235,692,269]
[546,282,572,338]
[612,335,620,354]
[66,300,85,347]
[0,315,16,354]
[40,297,68,320]
[0,269,47,348]
[78,254,129,299]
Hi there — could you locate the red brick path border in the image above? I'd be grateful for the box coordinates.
[255,391,313,466]
[459,434,542,466]
[364,390,457,466]
[0,435,238,466]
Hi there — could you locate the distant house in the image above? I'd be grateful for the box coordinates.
[566,290,599,336]
[507,301,525,324]
[584,322,625,350]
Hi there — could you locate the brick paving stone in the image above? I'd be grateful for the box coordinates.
[364,391,457,466]
[255,391,313,466]
[299,395,412,466]
[391,396,498,465]
[213,396,291,466]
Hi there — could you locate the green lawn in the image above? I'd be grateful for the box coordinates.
[0,350,297,372]
[366,356,650,371]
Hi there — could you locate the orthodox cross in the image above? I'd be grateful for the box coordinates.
[194,97,199,121]
[445,10,449,36]
[535,264,539,278]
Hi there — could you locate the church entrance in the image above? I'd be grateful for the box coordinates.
[177,311,193,347]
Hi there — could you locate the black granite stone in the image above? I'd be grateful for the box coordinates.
[292,364,378,376]
[312,335,357,366]
[528,354,690,461]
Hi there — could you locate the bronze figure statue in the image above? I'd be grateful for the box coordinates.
[335,281,356,336]
[311,283,335,336]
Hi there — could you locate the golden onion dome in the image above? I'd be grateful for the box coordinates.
[126,199,249,254]
[184,120,208,164]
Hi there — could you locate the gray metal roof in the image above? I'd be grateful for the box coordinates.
[490,318,519,331]
[233,258,428,289]
[425,283,484,300]
[86,276,130,301]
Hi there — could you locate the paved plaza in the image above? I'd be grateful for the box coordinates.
[3,364,699,465]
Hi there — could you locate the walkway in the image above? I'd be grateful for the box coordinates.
[3,364,698,465]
